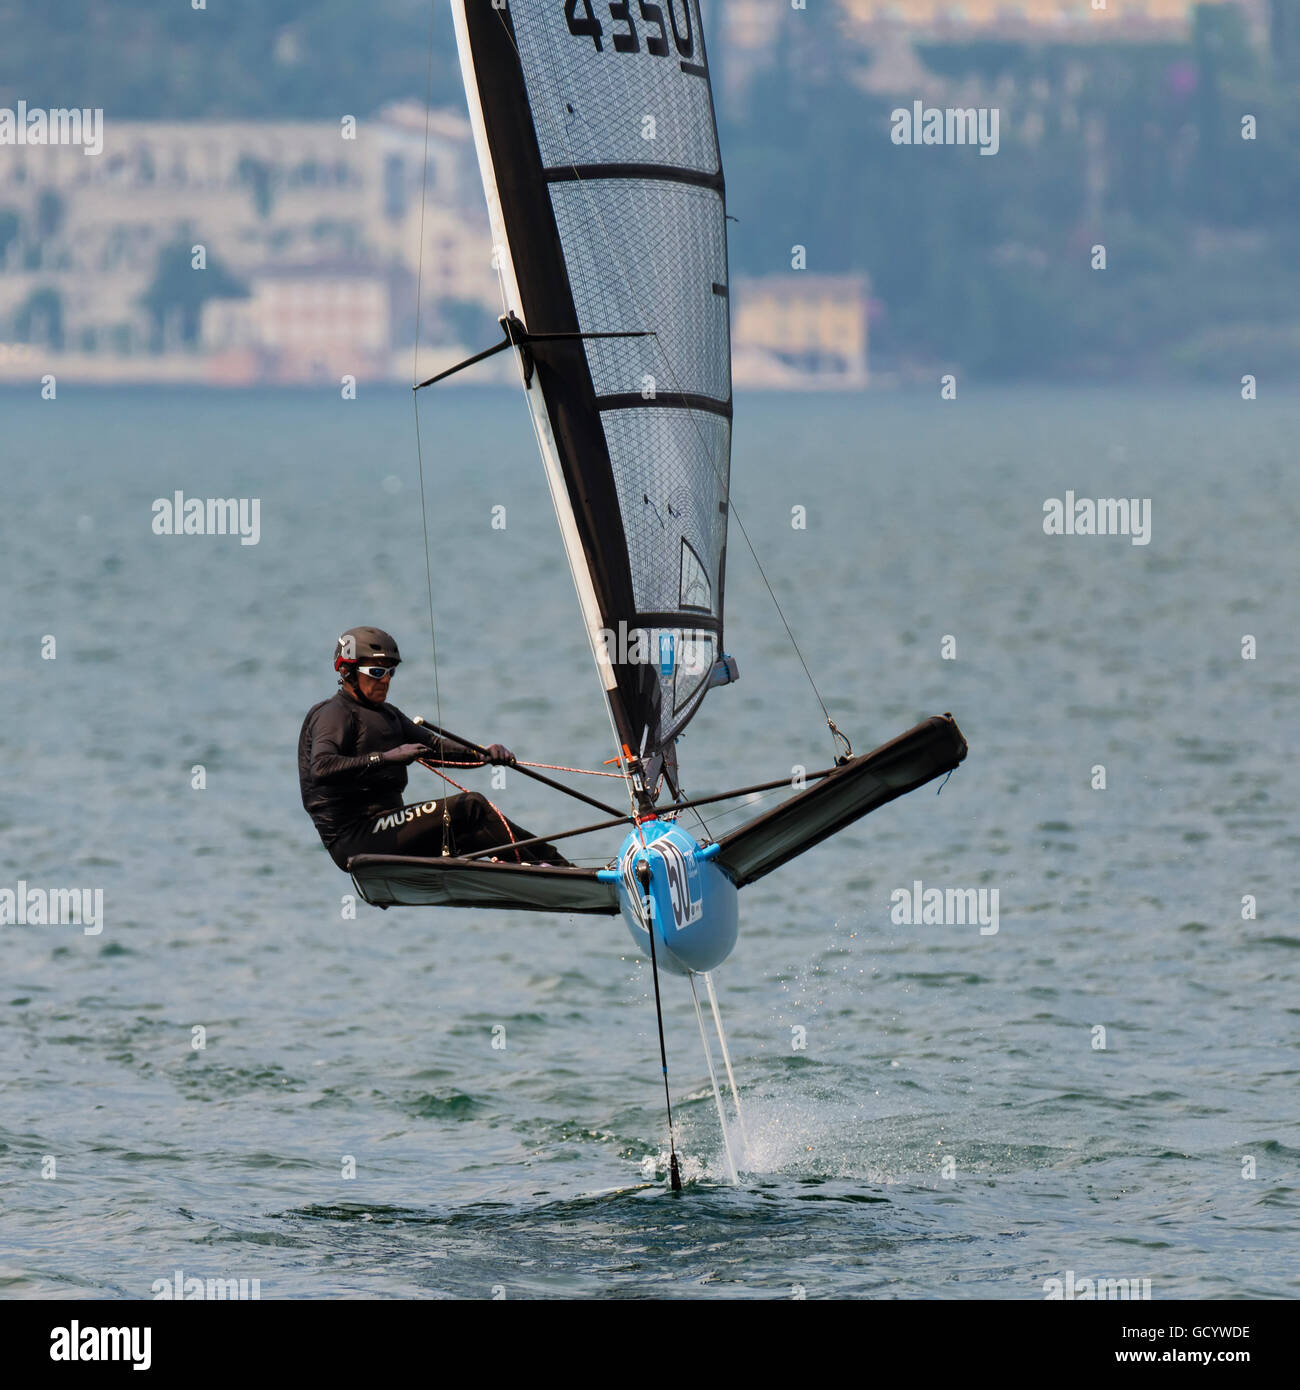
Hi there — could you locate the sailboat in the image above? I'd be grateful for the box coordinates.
[349,0,966,1185]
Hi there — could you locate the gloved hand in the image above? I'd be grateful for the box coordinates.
[484,743,516,766]
[380,743,429,765]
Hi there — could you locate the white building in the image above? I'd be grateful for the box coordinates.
[0,103,496,378]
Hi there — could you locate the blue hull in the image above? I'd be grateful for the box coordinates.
[598,821,739,975]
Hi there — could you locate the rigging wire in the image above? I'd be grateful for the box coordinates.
[681,792,715,844]
[515,759,624,779]
[416,756,524,863]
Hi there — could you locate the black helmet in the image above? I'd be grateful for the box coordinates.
[334,626,401,672]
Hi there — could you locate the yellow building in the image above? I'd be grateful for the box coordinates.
[732,275,870,389]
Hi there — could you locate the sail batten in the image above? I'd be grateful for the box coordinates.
[452,0,733,771]
[593,391,732,418]
[541,163,726,193]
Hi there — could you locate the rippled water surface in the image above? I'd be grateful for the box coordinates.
[2,385,1297,1298]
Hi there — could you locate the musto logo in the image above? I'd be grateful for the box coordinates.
[372,802,438,833]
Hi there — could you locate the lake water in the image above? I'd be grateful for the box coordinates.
[1,384,1297,1298]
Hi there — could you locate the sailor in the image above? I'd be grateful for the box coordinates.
[299,626,569,868]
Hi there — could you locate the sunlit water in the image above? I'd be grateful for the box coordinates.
[1,385,1296,1298]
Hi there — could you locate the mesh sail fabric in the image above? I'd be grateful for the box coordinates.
[458,0,732,763]
[512,0,720,173]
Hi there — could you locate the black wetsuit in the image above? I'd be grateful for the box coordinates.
[298,690,566,868]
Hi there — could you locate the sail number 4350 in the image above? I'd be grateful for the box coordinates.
[564,0,699,62]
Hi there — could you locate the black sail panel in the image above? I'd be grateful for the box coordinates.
[454,0,732,765]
